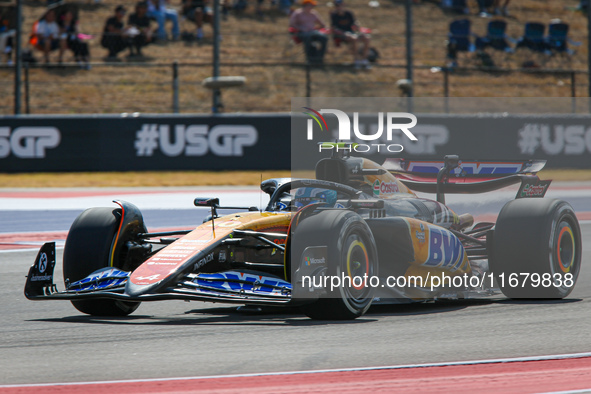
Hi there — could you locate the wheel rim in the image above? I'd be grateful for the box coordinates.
[342,233,373,303]
[556,222,575,273]
[346,239,369,291]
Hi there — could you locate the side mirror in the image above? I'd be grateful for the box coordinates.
[443,155,460,170]
[260,179,278,196]
[194,198,219,207]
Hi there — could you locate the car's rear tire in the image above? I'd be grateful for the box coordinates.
[490,198,581,299]
[63,207,141,316]
[292,210,378,320]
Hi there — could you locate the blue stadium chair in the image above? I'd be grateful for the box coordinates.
[446,19,475,67]
[516,22,547,54]
[546,21,580,56]
[475,20,514,53]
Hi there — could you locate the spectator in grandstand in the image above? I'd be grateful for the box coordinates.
[278,0,293,15]
[253,0,283,17]
[127,1,155,56]
[35,9,67,64]
[59,10,91,69]
[493,0,510,16]
[182,0,211,40]
[476,0,496,17]
[289,0,328,64]
[255,0,265,17]
[477,0,509,17]
[440,0,469,14]
[101,5,131,59]
[147,0,180,41]
[330,0,371,69]
[0,6,16,65]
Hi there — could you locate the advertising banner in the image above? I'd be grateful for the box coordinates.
[1,105,590,172]
[0,114,291,172]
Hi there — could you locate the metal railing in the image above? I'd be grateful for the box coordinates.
[1,61,589,115]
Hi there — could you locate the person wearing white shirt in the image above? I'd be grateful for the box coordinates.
[35,9,66,63]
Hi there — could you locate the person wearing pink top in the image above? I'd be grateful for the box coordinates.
[289,0,328,64]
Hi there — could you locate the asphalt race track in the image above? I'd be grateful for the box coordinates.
[1,186,591,387]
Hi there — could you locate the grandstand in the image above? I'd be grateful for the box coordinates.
[0,0,589,113]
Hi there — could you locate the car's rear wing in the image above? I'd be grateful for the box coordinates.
[383,156,550,203]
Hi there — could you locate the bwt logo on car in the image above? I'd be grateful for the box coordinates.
[135,124,258,157]
[302,107,418,152]
[424,226,465,271]
[0,127,61,159]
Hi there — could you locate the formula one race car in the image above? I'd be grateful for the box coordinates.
[25,149,582,320]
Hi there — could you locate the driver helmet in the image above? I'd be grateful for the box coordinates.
[294,187,338,209]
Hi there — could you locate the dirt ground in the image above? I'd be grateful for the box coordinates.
[0,0,588,114]
[0,168,588,187]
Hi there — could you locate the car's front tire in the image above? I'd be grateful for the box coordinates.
[292,210,378,320]
[63,207,141,316]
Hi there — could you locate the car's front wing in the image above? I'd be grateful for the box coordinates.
[25,243,293,306]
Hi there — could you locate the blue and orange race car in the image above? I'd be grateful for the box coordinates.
[25,150,582,320]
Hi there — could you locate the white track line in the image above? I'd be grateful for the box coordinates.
[0,190,264,211]
[2,351,591,388]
